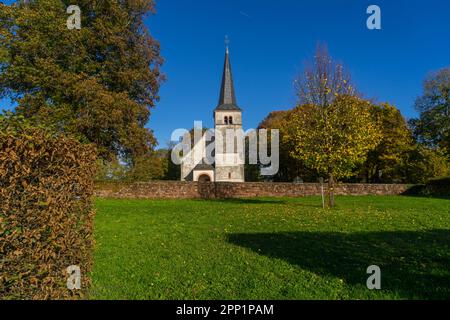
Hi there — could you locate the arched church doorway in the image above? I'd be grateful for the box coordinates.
[198,174,211,183]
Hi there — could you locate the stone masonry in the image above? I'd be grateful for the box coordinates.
[95,181,410,200]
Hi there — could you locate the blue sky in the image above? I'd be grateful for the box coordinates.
[1,0,449,148]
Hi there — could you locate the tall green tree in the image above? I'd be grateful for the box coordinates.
[0,0,164,162]
[161,144,181,181]
[362,103,413,183]
[409,68,450,155]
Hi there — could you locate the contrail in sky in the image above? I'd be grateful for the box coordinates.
[239,11,252,19]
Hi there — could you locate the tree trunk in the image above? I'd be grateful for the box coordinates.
[328,173,335,208]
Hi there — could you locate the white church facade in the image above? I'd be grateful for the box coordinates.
[181,47,245,183]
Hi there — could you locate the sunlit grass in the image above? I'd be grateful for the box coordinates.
[90,196,449,300]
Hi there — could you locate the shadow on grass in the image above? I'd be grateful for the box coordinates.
[227,230,450,299]
[401,193,450,201]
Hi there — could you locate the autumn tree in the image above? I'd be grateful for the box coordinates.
[95,158,127,181]
[362,103,413,182]
[401,145,449,184]
[295,45,354,108]
[258,110,318,182]
[125,149,168,181]
[291,46,380,207]
[0,0,164,163]
[409,67,450,155]
[289,95,380,207]
[95,149,168,182]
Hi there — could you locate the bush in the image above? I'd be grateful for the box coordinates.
[427,176,450,187]
[405,176,450,197]
[0,115,97,299]
[425,176,450,196]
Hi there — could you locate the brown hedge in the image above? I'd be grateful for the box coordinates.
[0,125,97,299]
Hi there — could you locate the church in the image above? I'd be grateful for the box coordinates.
[181,46,245,183]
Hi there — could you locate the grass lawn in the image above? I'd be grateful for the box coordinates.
[90,196,450,300]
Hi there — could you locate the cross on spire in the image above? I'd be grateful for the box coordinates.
[225,35,230,54]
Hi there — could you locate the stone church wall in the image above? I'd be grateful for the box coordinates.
[95,181,410,199]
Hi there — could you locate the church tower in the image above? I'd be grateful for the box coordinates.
[214,46,245,182]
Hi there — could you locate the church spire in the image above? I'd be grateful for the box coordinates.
[216,38,241,111]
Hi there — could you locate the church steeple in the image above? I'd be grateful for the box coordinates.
[216,43,241,111]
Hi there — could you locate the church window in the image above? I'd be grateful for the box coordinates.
[228,172,232,179]
[224,116,228,125]
[229,116,233,124]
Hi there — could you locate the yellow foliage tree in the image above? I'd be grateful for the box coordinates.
[363,103,414,182]
[288,95,381,207]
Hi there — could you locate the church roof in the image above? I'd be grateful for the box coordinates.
[216,48,241,111]
[193,162,214,171]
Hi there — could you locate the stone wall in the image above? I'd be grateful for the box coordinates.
[95,181,409,199]
[95,181,199,199]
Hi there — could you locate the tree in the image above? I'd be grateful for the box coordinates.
[362,103,413,183]
[125,150,168,181]
[295,44,354,108]
[0,0,164,162]
[243,135,261,182]
[401,145,449,184]
[95,150,167,182]
[291,46,379,207]
[95,158,127,181]
[409,68,450,155]
[0,3,12,66]
[258,110,318,182]
[289,95,381,207]
[161,144,181,181]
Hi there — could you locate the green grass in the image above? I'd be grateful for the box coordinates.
[90,196,450,300]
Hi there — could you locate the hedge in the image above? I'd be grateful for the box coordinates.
[404,176,450,197]
[0,120,97,299]
[425,176,450,196]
